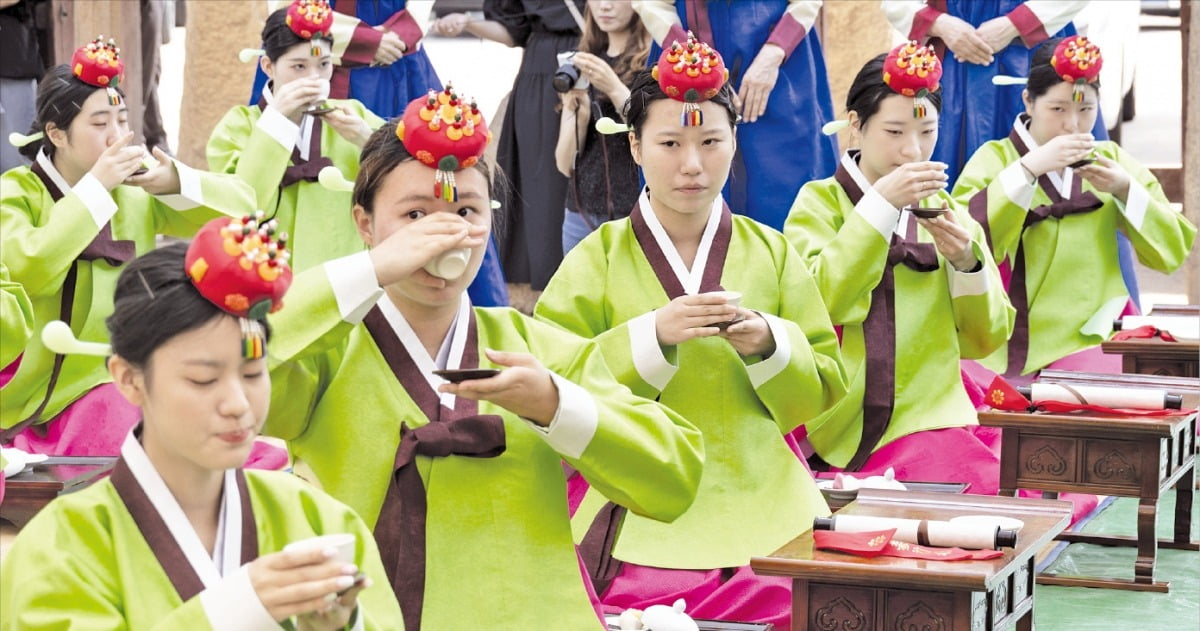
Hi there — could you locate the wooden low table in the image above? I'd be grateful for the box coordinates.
[1100,337,1199,378]
[0,456,115,528]
[978,406,1197,592]
[751,490,1072,631]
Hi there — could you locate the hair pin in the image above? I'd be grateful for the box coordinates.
[992,75,1028,86]
[239,48,266,63]
[821,120,850,136]
[595,117,632,135]
[8,131,44,147]
[42,320,112,357]
[317,166,355,192]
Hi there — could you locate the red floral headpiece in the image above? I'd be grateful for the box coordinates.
[185,213,293,358]
[72,37,124,106]
[882,41,942,118]
[1051,36,1102,102]
[286,0,334,55]
[651,31,729,127]
[396,83,491,202]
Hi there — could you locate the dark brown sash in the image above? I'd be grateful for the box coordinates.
[110,454,259,602]
[834,158,940,471]
[256,97,335,189]
[363,306,506,631]
[969,117,1104,376]
[629,198,733,300]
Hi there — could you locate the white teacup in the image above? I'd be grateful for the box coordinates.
[284,533,356,565]
[425,248,471,280]
[705,290,743,329]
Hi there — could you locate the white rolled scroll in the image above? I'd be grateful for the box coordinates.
[818,514,1014,549]
[1118,315,1199,340]
[1028,383,1176,410]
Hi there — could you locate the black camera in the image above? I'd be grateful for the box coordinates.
[552,51,589,93]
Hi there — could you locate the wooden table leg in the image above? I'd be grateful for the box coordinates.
[1134,497,1159,585]
[1015,609,1033,631]
[1174,468,1195,545]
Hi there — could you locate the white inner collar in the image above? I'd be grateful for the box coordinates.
[35,148,73,193]
[262,82,314,160]
[119,430,243,585]
[638,188,723,295]
[1012,114,1073,198]
[842,150,910,237]
[378,292,471,409]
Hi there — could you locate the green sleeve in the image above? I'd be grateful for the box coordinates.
[206,106,292,212]
[751,236,848,433]
[783,181,891,324]
[149,166,255,238]
[1105,142,1197,273]
[944,200,1016,359]
[265,263,360,441]
[952,141,1030,263]
[534,238,672,400]
[1,169,111,298]
[0,262,33,367]
[520,315,704,523]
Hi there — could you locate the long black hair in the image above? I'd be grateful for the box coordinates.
[261,7,334,61]
[621,69,739,138]
[1026,37,1101,101]
[845,53,943,128]
[107,242,271,371]
[18,65,126,161]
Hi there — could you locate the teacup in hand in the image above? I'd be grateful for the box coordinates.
[706,290,744,330]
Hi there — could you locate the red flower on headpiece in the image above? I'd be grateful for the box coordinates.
[1051,36,1102,86]
[650,32,728,126]
[286,0,334,40]
[185,213,293,319]
[72,37,124,90]
[395,84,491,201]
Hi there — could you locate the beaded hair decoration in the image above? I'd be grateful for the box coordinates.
[651,31,729,127]
[882,41,942,119]
[396,84,491,202]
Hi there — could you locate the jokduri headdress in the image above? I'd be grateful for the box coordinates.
[395,83,491,202]
[651,31,729,127]
[73,36,125,106]
[185,213,293,358]
[882,41,942,119]
[992,35,1102,102]
[239,0,334,63]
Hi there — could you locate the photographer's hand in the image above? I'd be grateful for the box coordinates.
[571,52,630,107]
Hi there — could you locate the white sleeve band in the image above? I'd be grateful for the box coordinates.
[257,106,301,151]
[1116,179,1149,231]
[154,159,203,211]
[628,309,678,392]
[999,161,1036,209]
[745,312,793,389]
[948,259,991,298]
[324,251,384,324]
[73,173,118,228]
[528,371,598,460]
[198,565,279,631]
[855,188,902,241]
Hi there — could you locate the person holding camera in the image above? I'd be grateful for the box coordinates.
[434,0,584,310]
[554,1,650,254]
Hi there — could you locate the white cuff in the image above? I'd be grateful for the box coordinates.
[1116,179,1149,231]
[999,161,1036,209]
[628,310,678,392]
[745,312,793,389]
[528,371,598,460]
[198,565,279,631]
[258,106,301,151]
[855,188,901,241]
[154,159,203,211]
[948,254,991,299]
[324,251,383,324]
[73,173,118,228]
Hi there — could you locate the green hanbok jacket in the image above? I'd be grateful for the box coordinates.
[953,119,1196,374]
[536,193,846,570]
[265,252,704,629]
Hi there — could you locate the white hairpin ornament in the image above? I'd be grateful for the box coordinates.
[821,120,850,136]
[992,75,1028,86]
[42,321,112,357]
[317,166,355,192]
[595,117,632,135]
[8,131,44,148]
[239,48,266,64]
